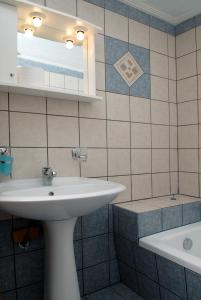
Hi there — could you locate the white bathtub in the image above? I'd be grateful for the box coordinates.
[139,221,201,274]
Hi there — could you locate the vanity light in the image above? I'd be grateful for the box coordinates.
[30,12,46,28]
[76,30,85,41]
[65,39,74,50]
[23,25,35,38]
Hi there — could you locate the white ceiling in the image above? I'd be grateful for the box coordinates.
[120,0,201,25]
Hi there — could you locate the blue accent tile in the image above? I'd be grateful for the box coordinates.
[105,36,128,65]
[129,6,150,26]
[83,235,109,268]
[119,262,138,293]
[115,235,136,268]
[129,44,150,74]
[182,202,201,225]
[15,250,44,288]
[0,256,15,292]
[109,260,120,284]
[85,0,105,8]
[162,205,182,230]
[138,272,160,300]
[196,13,201,26]
[0,290,16,300]
[82,205,109,238]
[109,233,116,260]
[130,73,151,99]
[86,287,122,300]
[118,208,138,241]
[156,255,187,299]
[83,262,110,294]
[160,286,182,300]
[0,220,13,257]
[135,246,158,281]
[176,17,196,36]
[112,283,143,300]
[186,269,201,300]
[150,16,170,33]
[106,64,129,95]
[74,240,83,270]
[105,0,128,18]
[17,282,43,300]
[78,270,84,296]
[74,217,82,240]
[166,23,176,36]
[137,209,162,238]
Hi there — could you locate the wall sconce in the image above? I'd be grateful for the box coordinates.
[65,39,74,50]
[22,25,35,38]
[74,26,87,41]
[30,12,46,28]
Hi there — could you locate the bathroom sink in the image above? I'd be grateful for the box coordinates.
[0,177,125,221]
[0,177,125,300]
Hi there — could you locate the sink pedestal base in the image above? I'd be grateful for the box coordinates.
[43,218,80,300]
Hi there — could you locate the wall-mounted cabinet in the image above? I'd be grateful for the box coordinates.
[0,0,103,102]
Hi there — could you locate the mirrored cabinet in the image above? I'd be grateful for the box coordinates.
[0,0,102,102]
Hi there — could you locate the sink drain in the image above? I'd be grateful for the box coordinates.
[183,238,193,250]
[48,191,54,196]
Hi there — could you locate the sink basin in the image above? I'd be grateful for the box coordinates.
[0,177,125,300]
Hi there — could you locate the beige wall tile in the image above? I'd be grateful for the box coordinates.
[130,97,150,123]
[10,94,46,114]
[96,62,105,91]
[177,52,197,80]
[48,148,80,177]
[170,172,178,194]
[169,58,176,80]
[31,0,44,4]
[108,149,130,176]
[132,174,152,200]
[151,100,169,125]
[131,149,151,174]
[131,123,151,148]
[80,91,106,119]
[80,119,106,147]
[152,173,170,197]
[105,10,128,42]
[0,111,9,146]
[107,93,130,121]
[196,25,201,50]
[150,28,168,55]
[12,148,47,179]
[178,125,198,148]
[170,149,178,172]
[169,103,177,126]
[169,80,177,103]
[178,101,198,125]
[46,0,76,14]
[152,149,169,173]
[110,175,131,203]
[177,76,197,102]
[197,50,201,74]
[10,112,47,147]
[168,35,175,58]
[170,126,177,149]
[176,29,196,57]
[129,19,149,48]
[95,34,105,62]
[179,149,198,172]
[151,76,168,101]
[47,98,78,117]
[198,100,201,122]
[107,121,130,148]
[198,75,201,99]
[48,116,79,147]
[152,125,169,148]
[0,92,8,110]
[179,172,199,197]
[150,52,168,78]
[77,0,104,28]
[81,149,107,177]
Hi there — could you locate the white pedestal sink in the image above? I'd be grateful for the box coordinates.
[0,177,125,300]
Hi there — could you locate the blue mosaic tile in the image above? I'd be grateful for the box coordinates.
[176,17,196,36]
[135,246,158,281]
[85,0,105,8]
[129,6,150,26]
[129,44,150,74]
[109,233,116,260]
[182,202,201,225]
[186,269,201,300]
[105,0,128,18]
[162,205,182,230]
[118,208,138,241]
[105,36,128,65]
[130,73,151,99]
[0,219,13,257]
[83,235,109,268]
[119,262,138,293]
[74,217,82,240]
[109,260,120,284]
[156,255,187,299]
[196,13,201,26]
[82,205,109,238]
[115,235,136,268]
[0,256,15,292]
[137,209,162,238]
[78,270,84,296]
[160,286,183,300]
[74,240,83,270]
[138,272,160,300]
[106,64,129,95]
[83,262,110,294]
[86,286,122,300]
[17,282,43,300]
[0,290,16,300]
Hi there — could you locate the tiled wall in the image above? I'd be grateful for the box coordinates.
[0,0,180,298]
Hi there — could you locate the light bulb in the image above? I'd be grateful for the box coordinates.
[66,40,74,50]
[76,30,85,41]
[32,16,43,28]
[24,27,34,38]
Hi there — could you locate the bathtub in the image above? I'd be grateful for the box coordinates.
[139,221,201,275]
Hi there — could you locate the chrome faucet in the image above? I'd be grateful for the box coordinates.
[42,167,57,186]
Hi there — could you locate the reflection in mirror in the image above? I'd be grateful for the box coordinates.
[17,32,85,93]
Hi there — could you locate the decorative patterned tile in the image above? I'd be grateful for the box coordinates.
[114,52,144,87]
[105,36,128,65]
[130,74,151,98]
[106,64,129,95]
[129,44,150,74]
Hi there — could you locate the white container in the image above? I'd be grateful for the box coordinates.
[17,66,45,87]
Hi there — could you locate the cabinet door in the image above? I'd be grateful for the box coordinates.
[0,3,17,83]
